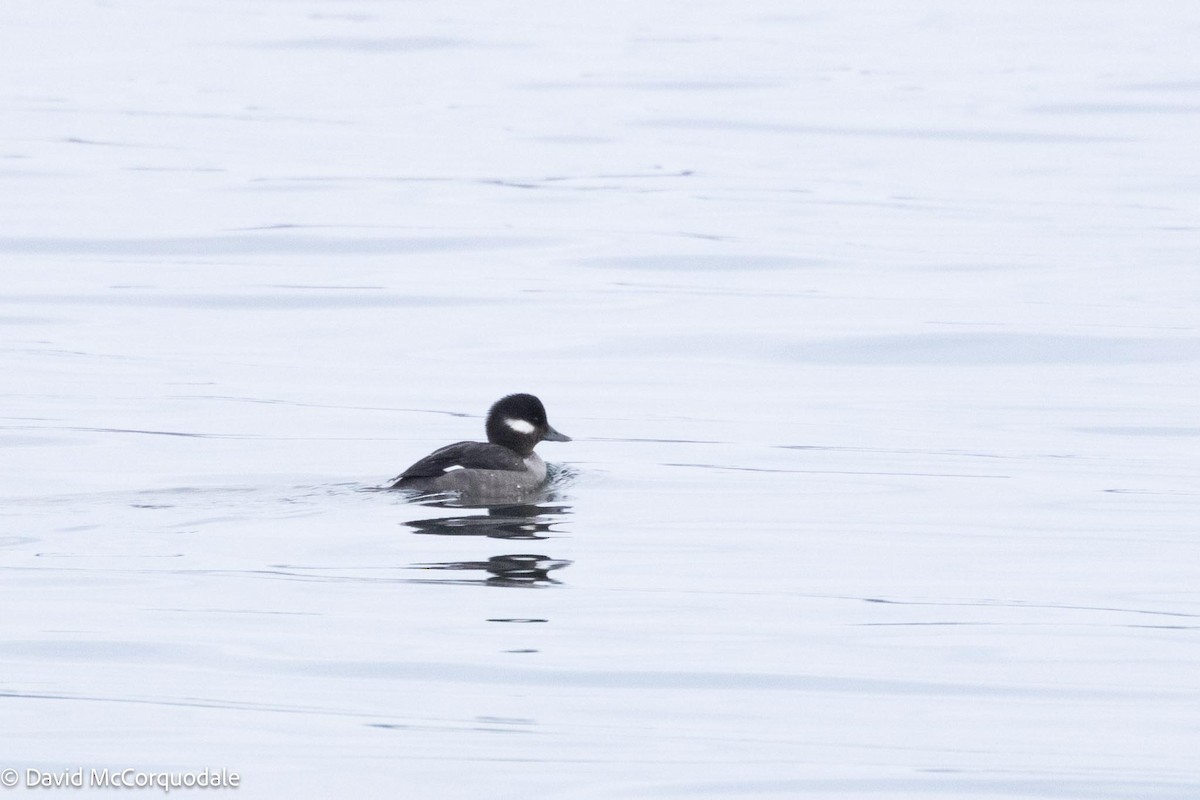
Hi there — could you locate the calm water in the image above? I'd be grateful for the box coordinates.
[3,1,1199,797]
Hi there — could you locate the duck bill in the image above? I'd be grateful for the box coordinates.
[542,425,571,442]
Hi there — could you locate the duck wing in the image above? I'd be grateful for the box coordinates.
[393,441,526,480]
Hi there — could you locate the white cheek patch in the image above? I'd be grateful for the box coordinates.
[504,417,536,435]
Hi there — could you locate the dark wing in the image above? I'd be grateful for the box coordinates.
[393,441,526,480]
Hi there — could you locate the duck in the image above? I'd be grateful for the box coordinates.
[389,393,570,498]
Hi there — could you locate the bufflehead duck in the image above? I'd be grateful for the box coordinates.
[389,393,571,498]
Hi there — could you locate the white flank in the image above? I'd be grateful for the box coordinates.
[504,417,536,434]
[443,465,465,472]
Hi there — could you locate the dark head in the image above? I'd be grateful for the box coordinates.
[484,393,571,456]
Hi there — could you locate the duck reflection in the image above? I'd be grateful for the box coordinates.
[405,502,569,540]
[404,498,572,586]
[412,553,570,587]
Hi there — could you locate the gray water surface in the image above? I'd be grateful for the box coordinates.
[3,1,1199,797]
